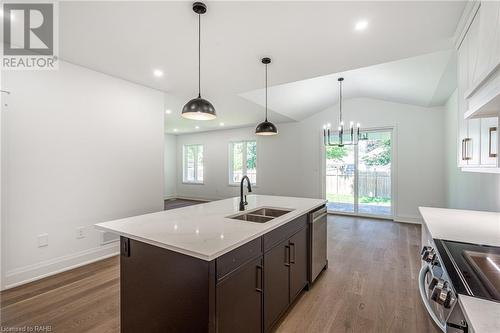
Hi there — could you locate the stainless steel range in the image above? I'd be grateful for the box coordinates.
[419,240,500,332]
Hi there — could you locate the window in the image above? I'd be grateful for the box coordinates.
[183,144,204,184]
[229,140,257,185]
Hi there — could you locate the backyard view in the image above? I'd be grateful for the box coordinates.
[326,131,392,216]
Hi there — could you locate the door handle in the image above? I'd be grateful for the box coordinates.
[284,245,290,267]
[289,242,296,264]
[255,265,263,293]
[418,265,446,332]
[461,139,465,161]
[489,127,497,158]
[464,138,472,160]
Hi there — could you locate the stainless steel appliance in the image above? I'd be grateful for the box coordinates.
[308,205,328,283]
[419,240,500,332]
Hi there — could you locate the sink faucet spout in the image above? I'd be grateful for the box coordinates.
[239,176,252,211]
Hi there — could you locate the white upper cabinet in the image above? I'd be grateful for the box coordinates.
[476,1,500,81]
[480,117,498,166]
[456,2,499,173]
[461,1,500,119]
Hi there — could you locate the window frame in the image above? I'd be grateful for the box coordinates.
[182,144,204,185]
[228,140,257,186]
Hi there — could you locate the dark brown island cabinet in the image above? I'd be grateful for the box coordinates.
[120,205,326,333]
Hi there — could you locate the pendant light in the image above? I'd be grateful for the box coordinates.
[323,78,365,146]
[256,57,278,136]
[182,2,216,120]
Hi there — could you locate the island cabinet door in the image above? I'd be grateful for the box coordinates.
[263,238,290,332]
[216,257,263,333]
[289,226,308,302]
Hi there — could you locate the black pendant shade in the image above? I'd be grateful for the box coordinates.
[255,120,278,135]
[182,2,216,120]
[256,57,278,136]
[182,96,216,120]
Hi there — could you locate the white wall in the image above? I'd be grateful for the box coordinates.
[1,61,164,289]
[164,134,177,199]
[444,90,500,211]
[175,97,446,222]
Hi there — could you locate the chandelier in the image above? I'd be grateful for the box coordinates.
[323,78,366,146]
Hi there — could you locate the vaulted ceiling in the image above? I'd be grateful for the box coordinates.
[57,1,466,133]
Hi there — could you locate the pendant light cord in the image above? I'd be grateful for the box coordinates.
[339,79,343,125]
[198,13,201,98]
[265,63,268,121]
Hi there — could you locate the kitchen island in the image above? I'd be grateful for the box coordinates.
[95,195,327,333]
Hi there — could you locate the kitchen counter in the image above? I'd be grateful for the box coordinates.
[419,207,500,333]
[95,194,326,261]
[419,207,500,247]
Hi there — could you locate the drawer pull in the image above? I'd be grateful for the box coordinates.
[489,127,497,158]
[255,265,263,293]
[284,245,290,267]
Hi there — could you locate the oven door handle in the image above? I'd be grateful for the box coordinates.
[419,264,446,332]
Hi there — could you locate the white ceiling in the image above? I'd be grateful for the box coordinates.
[241,50,457,121]
[57,1,466,134]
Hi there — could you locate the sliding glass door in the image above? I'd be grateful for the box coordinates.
[326,129,393,218]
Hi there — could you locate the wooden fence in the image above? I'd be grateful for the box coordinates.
[326,171,391,198]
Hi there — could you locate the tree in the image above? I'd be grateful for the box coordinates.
[362,139,391,166]
[326,146,348,162]
[247,142,257,169]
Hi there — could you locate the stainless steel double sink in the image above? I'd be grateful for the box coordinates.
[227,207,294,223]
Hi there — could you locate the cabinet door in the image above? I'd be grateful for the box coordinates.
[467,9,481,88]
[480,117,498,166]
[289,227,308,302]
[457,38,470,167]
[478,1,500,78]
[217,257,263,333]
[468,119,481,166]
[263,239,290,332]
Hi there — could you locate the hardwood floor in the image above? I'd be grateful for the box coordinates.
[275,216,440,333]
[0,215,439,333]
[1,256,119,332]
[164,198,206,210]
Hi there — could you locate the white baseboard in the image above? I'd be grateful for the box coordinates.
[163,194,177,200]
[328,211,422,225]
[393,215,423,224]
[174,195,218,202]
[2,243,119,290]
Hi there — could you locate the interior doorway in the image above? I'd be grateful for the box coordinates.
[325,128,393,218]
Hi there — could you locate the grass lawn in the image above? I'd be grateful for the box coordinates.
[326,193,391,206]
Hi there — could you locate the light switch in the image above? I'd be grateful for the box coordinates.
[38,233,48,247]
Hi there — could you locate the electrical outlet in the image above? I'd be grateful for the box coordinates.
[76,227,85,239]
[37,234,48,247]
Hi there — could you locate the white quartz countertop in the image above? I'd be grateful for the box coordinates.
[95,195,326,261]
[419,207,500,247]
[419,207,500,333]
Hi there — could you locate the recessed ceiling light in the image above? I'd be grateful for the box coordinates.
[153,69,164,77]
[195,126,200,130]
[173,128,178,132]
[355,20,368,31]
[165,109,172,114]
[219,122,225,126]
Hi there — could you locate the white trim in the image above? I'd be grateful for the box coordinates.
[462,167,500,174]
[163,194,177,200]
[322,126,396,219]
[182,144,204,184]
[2,243,119,290]
[393,215,423,225]
[327,211,421,225]
[228,140,257,185]
[173,195,216,202]
[453,0,481,50]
